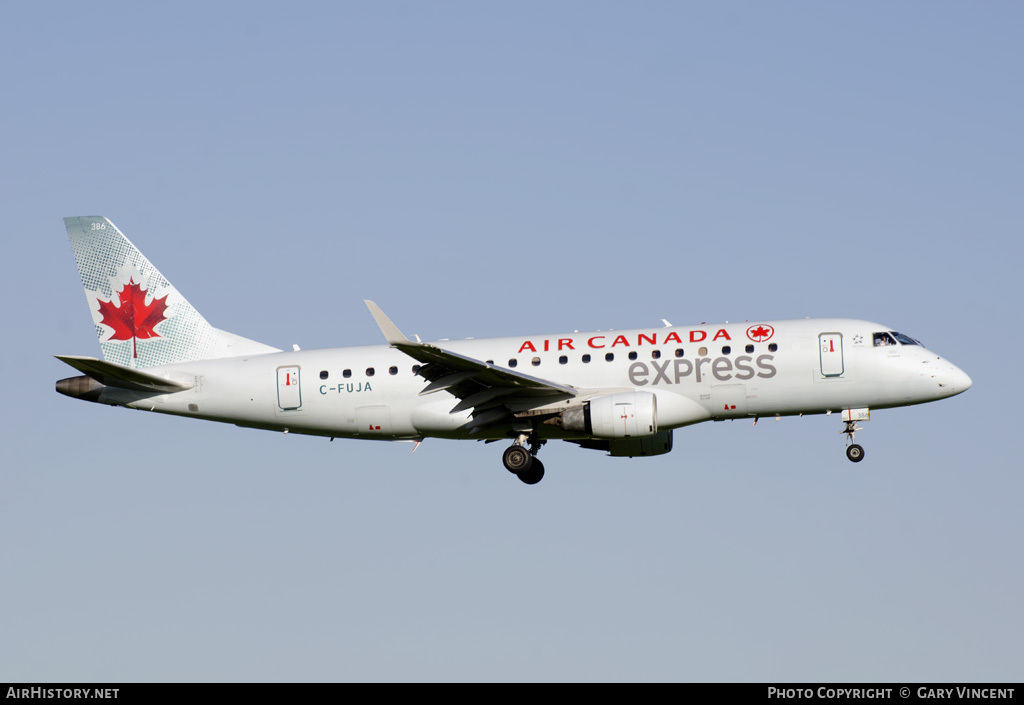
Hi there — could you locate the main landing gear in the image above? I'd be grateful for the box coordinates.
[842,419,865,463]
[502,435,546,485]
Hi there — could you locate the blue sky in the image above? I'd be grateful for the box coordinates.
[1,2,1021,682]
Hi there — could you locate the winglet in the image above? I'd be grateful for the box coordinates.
[364,300,410,345]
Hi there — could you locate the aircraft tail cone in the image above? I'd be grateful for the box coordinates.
[56,375,104,401]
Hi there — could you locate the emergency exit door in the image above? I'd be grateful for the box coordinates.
[277,366,302,410]
[819,333,844,377]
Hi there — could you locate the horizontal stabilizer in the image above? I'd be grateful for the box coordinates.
[55,355,193,393]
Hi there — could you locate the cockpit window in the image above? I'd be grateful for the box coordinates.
[873,332,897,347]
[890,331,922,346]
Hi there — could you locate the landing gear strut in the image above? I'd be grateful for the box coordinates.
[842,420,865,463]
[502,435,547,484]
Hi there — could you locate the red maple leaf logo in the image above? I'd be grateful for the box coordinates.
[96,278,169,358]
[746,324,774,342]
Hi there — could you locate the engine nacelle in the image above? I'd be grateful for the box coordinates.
[557,391,658,439]
[571,430,674,457]
[607,430,673,457]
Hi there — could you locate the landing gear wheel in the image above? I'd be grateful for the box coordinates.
[518,458,545,485]
[846,444,865,463]
[503,445,533,474]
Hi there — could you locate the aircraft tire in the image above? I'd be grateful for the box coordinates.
[846,444,865,463]
[518,459,545,485]
[503,445,533,474]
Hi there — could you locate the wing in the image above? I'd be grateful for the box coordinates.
[364,301,578,435]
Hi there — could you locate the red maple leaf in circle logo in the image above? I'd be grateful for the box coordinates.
[96,278,169,358]
[746,324,774,343]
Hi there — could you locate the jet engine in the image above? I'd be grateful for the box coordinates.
[551,391,658,439]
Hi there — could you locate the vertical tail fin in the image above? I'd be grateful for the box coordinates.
[64,216,279,367]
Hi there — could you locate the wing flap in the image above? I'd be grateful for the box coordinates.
[420,371,477,396]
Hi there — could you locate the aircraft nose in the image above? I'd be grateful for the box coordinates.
[951,365,972,393]
[939,363,972,396]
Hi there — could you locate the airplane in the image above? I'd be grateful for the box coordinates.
[55,216,972,485]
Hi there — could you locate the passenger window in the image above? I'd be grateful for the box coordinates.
[745,344,754,353]
[674,349,684,358]
[628,351,638,360]
[722,346,731,355]
[532,357,541,366]
[559,355,568,365]
[389,366,398,375]
[366,367,375,377]
[320,370,329,380]
[343,369,352,379]
[605,353,614,362]
[508,359,518,368]
[768,343,778,352]
[651,350,661,360]
[412,365,421,374]
[582,354,591,363]
[873,332,897,347]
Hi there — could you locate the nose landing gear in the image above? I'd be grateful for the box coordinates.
[842,419,865,463]
[846,443,865,462]
[502,435,547,484]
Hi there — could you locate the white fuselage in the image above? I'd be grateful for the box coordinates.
[95,318,971,442]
